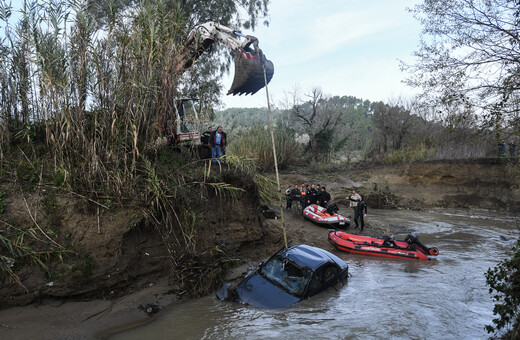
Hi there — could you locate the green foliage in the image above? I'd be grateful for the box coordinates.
[15,162,39,184]
[316,129,334,157]
[71,255,95,280]
[486,239,520,339]
[382,146,435,164]
[53,166,68,187]
[212,107,274,132]
[254,174,278,204]
[229,125,303,171]
[0,223,68,287]
[0,190,6,214]
[41,192,62,236]
[14,122,46,144]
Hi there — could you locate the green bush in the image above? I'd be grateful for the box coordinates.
[382,146,435,164]
[486,239,520,339]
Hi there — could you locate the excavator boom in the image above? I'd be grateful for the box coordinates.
[176,22,274,95]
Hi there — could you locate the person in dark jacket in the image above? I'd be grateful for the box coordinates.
[285,186,292,211]
[286,185,301,211]
[201,127,212,144]
[307,184,318,205]
[349,195,367,231]
[221,130,227,156]
[317,187,331,207]
[299,184,307,211]
[209,126,226,163]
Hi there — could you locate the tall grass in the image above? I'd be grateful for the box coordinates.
[229,125,303,171]
[0,0,190,194]
[0,0,263,293]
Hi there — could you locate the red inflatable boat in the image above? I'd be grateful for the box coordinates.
[303,204,349,228]
[328,230,439,261]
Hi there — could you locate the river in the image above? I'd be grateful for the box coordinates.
[109,208,519,340]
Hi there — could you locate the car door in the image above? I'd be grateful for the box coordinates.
[306,263,341,298]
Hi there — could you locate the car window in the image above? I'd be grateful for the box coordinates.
[307,264,339,296]
[260,256,311,297]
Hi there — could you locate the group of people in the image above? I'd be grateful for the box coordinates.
[285,184,331,212]
[285,185,368,232]
[201,126,227,164]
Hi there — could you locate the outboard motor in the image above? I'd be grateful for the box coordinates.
[405,232,419,245]
[405,232,439,256]
[325,204,339,215]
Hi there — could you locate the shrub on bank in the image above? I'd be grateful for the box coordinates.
[382,146,435,164]
[229,125,303,171]
[486,238,520,339]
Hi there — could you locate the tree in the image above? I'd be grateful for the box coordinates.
[403,0,520,138]
[88,0,270,105]
[370,100,414,153]
[286,87,346,159]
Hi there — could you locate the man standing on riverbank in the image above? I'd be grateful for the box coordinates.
[349,194,367,231]
[349,189,361,216]
[209,126,226,163]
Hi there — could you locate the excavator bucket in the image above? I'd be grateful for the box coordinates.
[227,52,274,96]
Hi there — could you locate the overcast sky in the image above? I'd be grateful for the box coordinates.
[221,0,423,109]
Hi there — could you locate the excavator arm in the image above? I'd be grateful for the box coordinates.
[176,21,274,96]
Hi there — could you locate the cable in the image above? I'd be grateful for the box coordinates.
[263,63,288,250]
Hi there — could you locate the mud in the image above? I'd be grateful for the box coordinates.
[0,158,518,339]
[279,158,520,212]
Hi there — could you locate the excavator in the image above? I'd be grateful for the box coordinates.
[176,21,275,96]
[170,21,275,143]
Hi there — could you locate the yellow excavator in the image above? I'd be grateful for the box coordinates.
[170,22,275,143]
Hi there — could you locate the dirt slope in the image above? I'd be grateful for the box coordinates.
[0,158,518,339]
[279,158,520,212]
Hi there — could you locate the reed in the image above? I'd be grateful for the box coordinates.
[229,125,303,171]
[0,0,267,291]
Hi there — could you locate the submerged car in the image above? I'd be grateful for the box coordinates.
[218,244,349,309]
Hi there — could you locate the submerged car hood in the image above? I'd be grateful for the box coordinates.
[236,272,301,309]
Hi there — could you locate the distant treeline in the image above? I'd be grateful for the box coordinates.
[213,92,502,169]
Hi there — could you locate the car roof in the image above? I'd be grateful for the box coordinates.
[282,244,346,270]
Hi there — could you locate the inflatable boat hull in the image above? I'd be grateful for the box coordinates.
[303,204,350,229]
[328,231,438,261]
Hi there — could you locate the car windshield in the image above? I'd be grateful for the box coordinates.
[260,256,312,297]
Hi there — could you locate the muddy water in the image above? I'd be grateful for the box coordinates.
[110,209,519,340]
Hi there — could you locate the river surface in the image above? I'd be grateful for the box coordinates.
[110,208,519,340]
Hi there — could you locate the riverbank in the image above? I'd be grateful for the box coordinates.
[0,158,518,339]
[0,204,401,340]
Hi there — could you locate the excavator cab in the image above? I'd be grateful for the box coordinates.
[172,98,201,143]
[176,22,274,96]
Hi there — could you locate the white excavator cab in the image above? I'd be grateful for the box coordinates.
[172,98,201,143]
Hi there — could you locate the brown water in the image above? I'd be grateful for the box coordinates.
[110,208,519,339]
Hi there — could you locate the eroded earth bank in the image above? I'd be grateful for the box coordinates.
[0,158,518,339]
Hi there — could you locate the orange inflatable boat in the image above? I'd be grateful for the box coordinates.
[328,230,439,261]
